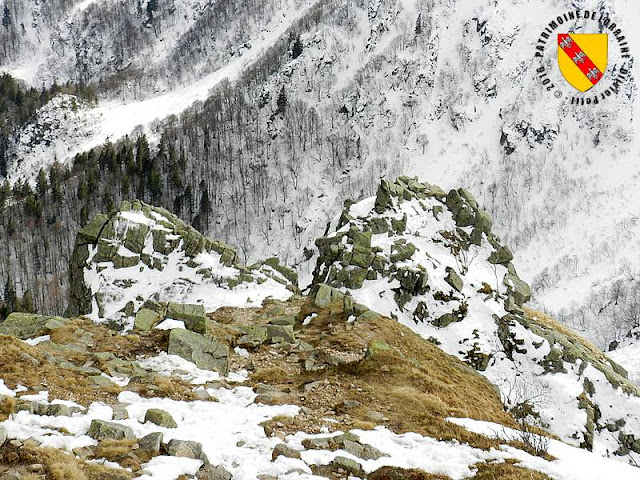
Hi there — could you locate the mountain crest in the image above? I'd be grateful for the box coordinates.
[68,200,297,328]
[311,176,640,461]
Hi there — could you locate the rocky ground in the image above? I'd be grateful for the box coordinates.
[0,292,559,480]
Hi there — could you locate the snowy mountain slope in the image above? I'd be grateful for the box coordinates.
[310,177,640,465]
[4,0,320,181]
[2,193,640,478]
[2,0,640,353]
[67,200,297,329]
[1,0,309,93]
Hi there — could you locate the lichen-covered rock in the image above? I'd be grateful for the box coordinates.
[196,464,232,480]
[313,284,345,308]
[488,246,514,265]
[330,456,363,477]
[263,257,299,287]
[139,432,163,454]
[272,443,301,460]
[504,272,531,306]
[87,420,135,441]
[166,439,207,463]
[0,313,68,340]
[144,408,178,428]
[444,267,463,292]
[166,302,207,333]
[134,308,162,331]
[266,324,295,344]
[168,329,229,375]
[269,316,296,326]
[237,326,269,348]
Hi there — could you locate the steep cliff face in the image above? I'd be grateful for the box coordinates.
[310,177,640,464]
[68,200,297,329]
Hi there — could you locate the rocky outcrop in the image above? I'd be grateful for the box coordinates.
[313,176,531,321]
[0,313,68,340]
[310,177,640,464]
[166,439,208,463]
[144,408,178,428]
[67,200,296,328]
[139,432,163,454]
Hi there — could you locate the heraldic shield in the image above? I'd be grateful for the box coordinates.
[557,33,608,92]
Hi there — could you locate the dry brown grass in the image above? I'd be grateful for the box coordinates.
[18,474,43,480]
[49,319,168,360]
[252,298,529,453]
[94,439,138,460]
[0,395,16,421]
[368,466,450,479]
[473,460,551,479]
[0,318,196,406]
[251,366,291,384]
[92,439,156,472]
[0,441,132,480]
[0,335,122,406]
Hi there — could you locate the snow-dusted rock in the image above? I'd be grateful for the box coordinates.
[67,200,296,328]
[311,177,640,466]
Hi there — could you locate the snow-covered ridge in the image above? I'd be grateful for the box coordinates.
[311,176,640,466]
[68,200,297,328]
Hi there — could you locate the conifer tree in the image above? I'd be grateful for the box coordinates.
[276,86,287,114]
[2,6,10,28]
[4,277,16,311]
[292,36,303,59]
[21,291,34,313]
[36,168,49,197]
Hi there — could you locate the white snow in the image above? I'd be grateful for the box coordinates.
[2,378,302,480]
[449,417,640,479]
[609,346,640,384]
[0,380,16,397]
[154,319,186,331]
[23,335,51,346]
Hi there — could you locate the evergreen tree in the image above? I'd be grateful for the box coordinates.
[292,36,303,59]
[6,217,16,236]
[24,193,41,218]
[136,135,151,174]
[4,277,16,311]
[36,168,49,197]
[276,86,287,114]
[149,161,163,201]
[146,0,159,20]
[198,187,212,231]
[21,291,34,313]
[2,6,10,28]
[0,179,10,209]
[415,13,422,35]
